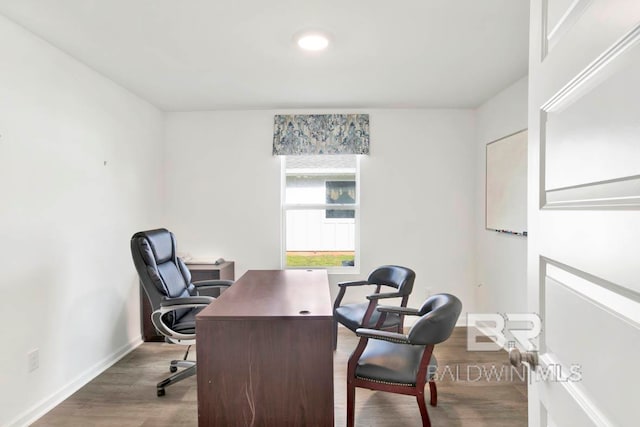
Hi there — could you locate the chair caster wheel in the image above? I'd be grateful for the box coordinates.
[170,366,178,373]
[157,388,165,397]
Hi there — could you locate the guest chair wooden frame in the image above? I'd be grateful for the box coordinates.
[346,293,462,427]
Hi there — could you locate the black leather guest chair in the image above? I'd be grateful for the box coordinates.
[347,293,462,427]
[333,265,415,349]
[130,228,232,396]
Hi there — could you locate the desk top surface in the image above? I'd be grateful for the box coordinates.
[196,269,332,319]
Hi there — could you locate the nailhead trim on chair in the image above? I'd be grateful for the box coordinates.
[356,376,414,386]
[380,337,410,344]
[355,372,437,386]
[358,335,408,344]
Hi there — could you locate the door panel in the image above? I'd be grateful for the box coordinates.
[538,0,640,105]
[529,1,640,426]
[545,0,591,56]
[540,380,599,427]
[544,38,640,192]
[544,263,640,427]
[538,211,640,293]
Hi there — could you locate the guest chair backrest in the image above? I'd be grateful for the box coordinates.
[368,265,415,297]
[407,293,462,345]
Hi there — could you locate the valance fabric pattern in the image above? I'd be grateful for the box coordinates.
[273,114,370,155]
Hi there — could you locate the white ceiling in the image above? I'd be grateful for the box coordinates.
[0,0,529,111]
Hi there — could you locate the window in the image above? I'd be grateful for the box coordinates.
[281,155,359,271]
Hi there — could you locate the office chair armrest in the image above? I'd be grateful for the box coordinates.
[153,297,213,342]
[160,296,214,307]
[366,291,403,301]
[193,279,233,288]
[355,328,410,344]
[337,280,369,288]
[376,305,421,316]
[193,280,233,297]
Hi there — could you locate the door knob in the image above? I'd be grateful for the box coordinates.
[509,348,539,370]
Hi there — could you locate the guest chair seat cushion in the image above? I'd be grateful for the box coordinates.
[335,302,402,332]
[356,340,437,386]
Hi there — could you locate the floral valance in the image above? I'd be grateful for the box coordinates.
[272,114,370,155]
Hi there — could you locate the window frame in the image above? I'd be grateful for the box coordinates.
[280,156,360,274]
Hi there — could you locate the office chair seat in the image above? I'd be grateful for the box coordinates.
[170,311,198,334]
[356,339,437,386]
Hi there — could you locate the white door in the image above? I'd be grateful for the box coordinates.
[528,1,640,426]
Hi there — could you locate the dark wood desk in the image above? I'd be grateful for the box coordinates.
[140,261,235,342]
[196,270,334,426]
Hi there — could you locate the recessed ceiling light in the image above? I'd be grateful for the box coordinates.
[295,31,330,51]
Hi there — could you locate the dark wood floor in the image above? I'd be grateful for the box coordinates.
[32,327,526,426]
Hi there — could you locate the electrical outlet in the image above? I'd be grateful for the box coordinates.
[28,349,39,372]
[425,287,432,297]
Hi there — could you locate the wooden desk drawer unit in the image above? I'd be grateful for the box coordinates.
[186,261,234,282]
[196,269,334,426]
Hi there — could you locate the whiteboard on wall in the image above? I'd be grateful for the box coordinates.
[486,129,528,236]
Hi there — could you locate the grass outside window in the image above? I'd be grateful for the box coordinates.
[286,251,355,267]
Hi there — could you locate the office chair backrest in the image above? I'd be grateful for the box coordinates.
[368,265,416,296]
[131,229,195,313]
[407,293,462,345]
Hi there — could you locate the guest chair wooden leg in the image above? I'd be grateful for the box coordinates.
[416,388,431,427]
[429,380,437,406]
[347,380,356,427]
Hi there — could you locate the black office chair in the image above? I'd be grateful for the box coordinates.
[130,228,232,396]
[333,265,415,349]
[346,293,462,427]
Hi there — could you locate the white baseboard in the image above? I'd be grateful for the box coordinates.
[8,336,143,427]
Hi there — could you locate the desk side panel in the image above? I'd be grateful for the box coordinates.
[197,317,334,427]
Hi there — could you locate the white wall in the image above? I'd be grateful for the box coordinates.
[474,76,528,314]
[0,15,164,426]
[164,109,477,317]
